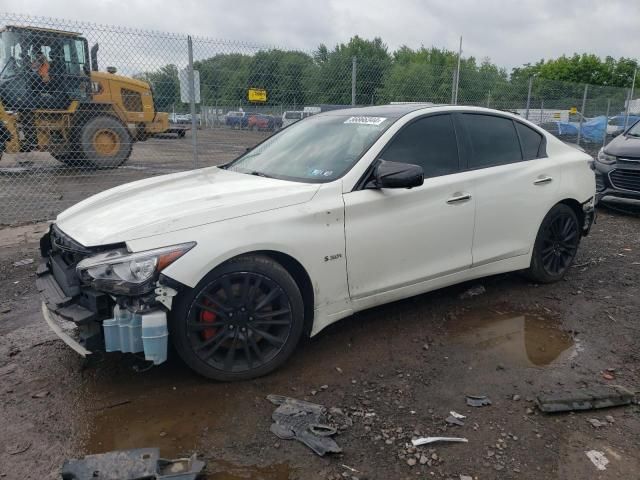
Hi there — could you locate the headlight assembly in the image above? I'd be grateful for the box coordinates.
[76,242,195,295]
[597,148,616,165]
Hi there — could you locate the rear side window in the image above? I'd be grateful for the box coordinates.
[382,114,459,178]
[516,122,544,160]
[463,114,522,168]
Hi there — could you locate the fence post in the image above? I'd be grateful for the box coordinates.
[351,56,357,106]
[540,99,544,123]
[603,98,611,148]
[623,67,637,130]
[577,84,589,146]
[453,36,462,105]
[525,76,533,120]
[187,35,198,168]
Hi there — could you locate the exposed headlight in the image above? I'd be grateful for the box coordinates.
[76,242,195,295]
[597,148,616,165]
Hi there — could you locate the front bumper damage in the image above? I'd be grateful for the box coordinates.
[36,225,176,365]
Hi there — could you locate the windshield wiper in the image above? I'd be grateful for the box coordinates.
[247,170,272,178]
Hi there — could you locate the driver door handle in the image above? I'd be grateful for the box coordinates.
[446,193,472,204]
[534,176,553,185]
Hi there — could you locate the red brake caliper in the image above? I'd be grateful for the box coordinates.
[200,298,217,340]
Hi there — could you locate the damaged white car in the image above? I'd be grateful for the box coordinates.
[38,105,596,380]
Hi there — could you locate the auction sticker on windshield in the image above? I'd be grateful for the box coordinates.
[344,116,387,126]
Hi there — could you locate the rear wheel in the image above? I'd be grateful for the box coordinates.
[79,115,132,169]
[526,204,580,283]
[171,255,305,381]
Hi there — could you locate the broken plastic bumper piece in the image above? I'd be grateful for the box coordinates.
[61,448,205,480]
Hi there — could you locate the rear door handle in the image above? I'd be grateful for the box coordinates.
[534,176,553,185]
[446,193,472,204]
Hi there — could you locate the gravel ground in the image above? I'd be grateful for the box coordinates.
[0,205,639,480]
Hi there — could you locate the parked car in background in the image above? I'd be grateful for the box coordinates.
[37,105,595,381]
[225,111,249,129]
[607,115,640,137]
[170,113,192,124]
[595,118,640,203]
[248,114,278,131]
[282,111,304,127]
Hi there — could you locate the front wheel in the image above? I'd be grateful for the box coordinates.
[170,255,305,381]
[526,204,580,283]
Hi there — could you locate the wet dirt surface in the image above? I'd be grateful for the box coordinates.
[1,207,640,479]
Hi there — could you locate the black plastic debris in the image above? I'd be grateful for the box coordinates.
[536,386,634,413]
[466,395,492,407]
[445,415,465,426]
[267,394,342,456]
[60,448,205,480]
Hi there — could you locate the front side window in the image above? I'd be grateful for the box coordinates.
[381,114,459,178]
[227,114,394,183]
[463,114,522,168]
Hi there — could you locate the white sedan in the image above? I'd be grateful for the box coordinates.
[38,105,596,380]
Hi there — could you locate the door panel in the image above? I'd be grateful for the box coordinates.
[470,159,560,265]
[459,113,561,265]
[344,173,475,300]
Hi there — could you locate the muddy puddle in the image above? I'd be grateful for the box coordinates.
[205,461,291,479]
[81,361,293,478]
[448,309,576,367]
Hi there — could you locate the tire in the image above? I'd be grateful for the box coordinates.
[79,115,132,169]
[170,254,305,381]
[52,151,86,167]
[526,204,580,283]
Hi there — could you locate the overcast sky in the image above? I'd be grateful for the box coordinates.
[4,0,639,70]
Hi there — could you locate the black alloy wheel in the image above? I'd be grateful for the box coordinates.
[527,204,580,283]
[540,212,579,275]
[171,255,305,381]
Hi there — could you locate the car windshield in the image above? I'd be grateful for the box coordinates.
[226,114,394,182]
[627,120,640,137]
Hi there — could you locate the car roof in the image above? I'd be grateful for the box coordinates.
[317,103,436,119]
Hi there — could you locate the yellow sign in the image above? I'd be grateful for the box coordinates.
[248,88,267,102]
[569,107,577,114]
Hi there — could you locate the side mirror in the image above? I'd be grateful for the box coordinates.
[369,159,424,189]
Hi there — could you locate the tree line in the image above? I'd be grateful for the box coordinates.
[139,36,639,114]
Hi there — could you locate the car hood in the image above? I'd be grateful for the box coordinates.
[56,167,320,246]
[605,134,640,158]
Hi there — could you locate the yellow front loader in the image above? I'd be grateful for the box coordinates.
[0,25,169,168]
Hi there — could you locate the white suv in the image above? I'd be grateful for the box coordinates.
[38,105,596,380]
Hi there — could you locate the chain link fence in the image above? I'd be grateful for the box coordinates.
[0,12,636,225]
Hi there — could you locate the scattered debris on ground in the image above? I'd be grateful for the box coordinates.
[411,437,468,447]
[459,285,486,299]
[466,394,492,407]
[60,448,205,480]
[585,450,609,471]
[267,394,342,456]
[12,258,34,267]
[536,385,634,413]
